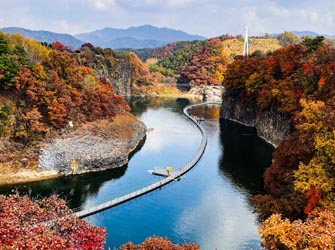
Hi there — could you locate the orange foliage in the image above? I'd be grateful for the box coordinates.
[230,43,335,221]
[48,99,67,128]
[12,45,131,136]
[318,75,326,87]
[120,237,199,250]
[260,209,335,250]
[179,38,228,85]
[224,44,306,113]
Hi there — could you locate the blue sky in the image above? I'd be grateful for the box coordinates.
[0,0,334,37]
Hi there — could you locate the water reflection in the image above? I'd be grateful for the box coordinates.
[219,119,274,194]
[188,104,221,120]
[0,166,128,209]
[173,106,264,250]
[0,137,147,210]
[127,96,192,116]
[0,98,274,249]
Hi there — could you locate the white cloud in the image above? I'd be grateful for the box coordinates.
[0,0,334,38]
[115,0,208,11]
[175,184,260,249]
[88,0,117,10]
[267,5,289,17]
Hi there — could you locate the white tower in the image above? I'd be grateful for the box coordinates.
[243,26,249,57]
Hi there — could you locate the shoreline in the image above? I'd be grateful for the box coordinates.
[0,113,146,186]
[1,93,223,186]
[0,170,61,186]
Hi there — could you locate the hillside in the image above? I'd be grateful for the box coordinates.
[221,37,335,248]
[222,37,281,57]
[1,27,84,48]
[75,25,206,49]
[0,31,156,183]
[146,37,282,85]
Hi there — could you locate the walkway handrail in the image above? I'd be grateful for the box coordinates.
[75,101,221,218]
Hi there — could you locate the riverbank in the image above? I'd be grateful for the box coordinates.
[0,113,146,185]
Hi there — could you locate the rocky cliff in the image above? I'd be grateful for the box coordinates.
[188,85,224,102]
[38,114,146,175]
[220,94,291,147]
[90,55,132,96]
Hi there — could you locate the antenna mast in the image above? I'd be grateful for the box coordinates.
[243,26,249,57]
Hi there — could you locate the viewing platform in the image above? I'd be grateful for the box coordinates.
[149,166,175,177]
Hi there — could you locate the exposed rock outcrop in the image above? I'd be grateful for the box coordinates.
[90,56,133,96]
[38,114,146,175]
[220,94,291,147]
[188,85,224,102]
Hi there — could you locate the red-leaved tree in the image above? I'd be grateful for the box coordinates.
[120,236,199,250]
[0,193,106,249]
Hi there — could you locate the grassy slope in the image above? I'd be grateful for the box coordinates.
[223,38,281,56]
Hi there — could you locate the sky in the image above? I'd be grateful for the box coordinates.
[0,0,334,38]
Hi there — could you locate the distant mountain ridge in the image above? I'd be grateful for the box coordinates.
[291,30,335,38]
[2,26,332,50]
[1,27,84,48]
[290,31,320,37]
[269,30,335,38]
[1,25,206,49]
[75,25,206,49]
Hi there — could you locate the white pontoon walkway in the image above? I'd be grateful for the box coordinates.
[75,102,221,218]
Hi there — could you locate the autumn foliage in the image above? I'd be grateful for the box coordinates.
[223,36,335,247]
[0,31,133,143]
[224,44,306,113]
[120,237,200,250]
[0,193,106,249]
[259,209,335,250]
[179,38,229,85]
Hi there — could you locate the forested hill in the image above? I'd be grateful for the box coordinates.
[0,32,151,169]
[1,27,84,48]
[136,32,335,88]
[222,35,335,248]
[138,35,282,86]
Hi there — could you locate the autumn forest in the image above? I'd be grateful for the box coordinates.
[223,36,335,249]
[1,28,335,249]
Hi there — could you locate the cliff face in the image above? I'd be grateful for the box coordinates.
[90,56,132,96]
[220,95,291,147]
[188,85,224,102]
[38,114,146,175]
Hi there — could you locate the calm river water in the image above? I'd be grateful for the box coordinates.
[0,97,273,249]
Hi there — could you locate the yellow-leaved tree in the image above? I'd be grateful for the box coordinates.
[294,98,335,212]
[259,209,335,250]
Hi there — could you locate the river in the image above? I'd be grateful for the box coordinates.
[0,97,273,249]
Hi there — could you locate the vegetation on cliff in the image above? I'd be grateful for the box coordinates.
[223,35,335,248]
[0,32,157,174]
